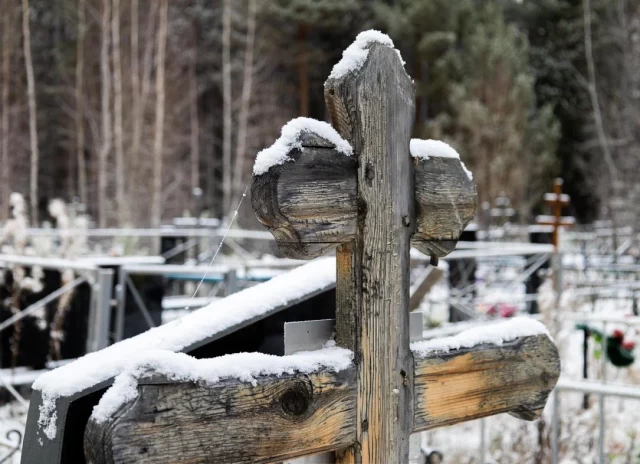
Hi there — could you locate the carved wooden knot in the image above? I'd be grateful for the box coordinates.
[278,378,313,418]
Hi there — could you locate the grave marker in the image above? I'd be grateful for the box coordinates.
[81,32,560,464]
[536,178,575,249]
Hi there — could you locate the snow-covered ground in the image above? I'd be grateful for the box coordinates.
[2,252,639,462]
[424,319,640,463]
[419,257,640,463]
[0,402,28,463]
[423,392,640,464]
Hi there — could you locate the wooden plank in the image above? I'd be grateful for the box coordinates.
[413,333,560,431]
[544,199,570,207]
[412,157,476,258]
[251,138,475,261]
[325,42,415,463]
[83,334,560,464]
[251,133,357,259]
[335,243,357,351]
[84,369,357,464]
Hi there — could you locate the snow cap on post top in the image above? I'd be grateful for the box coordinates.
[328,29,405,80]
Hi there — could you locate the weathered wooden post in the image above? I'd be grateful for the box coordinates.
[80,31,559,464]
[325,36,415,463]
[253,34,473,461]
[326,36,415,463]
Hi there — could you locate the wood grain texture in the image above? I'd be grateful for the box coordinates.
[412,157,476,258]
[84,369,357,464]
[335,243,357,352]
[83,335,560,464]
[251,132,357,259]
[325,43,415,464]
[413,333,561,431]
[251,139,476,260]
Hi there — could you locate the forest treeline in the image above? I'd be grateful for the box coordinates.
[1,0,638,228]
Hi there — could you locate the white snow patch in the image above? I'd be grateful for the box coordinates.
[328,30,405,80]
[92,344,352,423]
[411,317,550,355]
[32,257,336,438]
[253,117,352,176]
[410,139,460,160]
[37,399,57,440]
[410,139,474,181]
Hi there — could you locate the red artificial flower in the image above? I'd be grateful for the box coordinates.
[500,304,517,318]
[622,340,636,351]
[612,329,625,340]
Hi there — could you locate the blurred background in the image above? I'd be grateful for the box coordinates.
[1,0,636,229]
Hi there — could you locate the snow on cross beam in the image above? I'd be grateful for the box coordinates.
[252,117,353,176]
[21,257,337,463]
[543,192,570,204]
[409,138,473,181]
[536,215,576,226]
[251,130,476,260]
[83,319,559,464]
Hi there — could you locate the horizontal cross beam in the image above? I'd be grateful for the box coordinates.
[543,193,570,206]
[251,133,476,260]
[535,215,576,227]
[84,334,559,464]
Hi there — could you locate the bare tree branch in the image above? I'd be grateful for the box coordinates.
[112,0,125,225]
[222,0,232,214]
[233,0,257,200]
[189,22,200,192]
[22,0,39,224]
[583,0,618,185]
[151,0,168,228]
[1,1,12,221]
[98,0,112,227]
[75,0,87,207]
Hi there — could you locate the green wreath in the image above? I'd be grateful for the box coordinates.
[576,324,635,368]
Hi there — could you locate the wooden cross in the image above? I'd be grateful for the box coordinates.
[84,35,560,464]
[490,191,516,226]
[536,178,575,249]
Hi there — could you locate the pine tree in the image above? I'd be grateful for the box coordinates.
[447,3,560,216]
[267,0,362,119]
[504,0,597,220]
[373,0,473,124]
[375,0,560,220]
